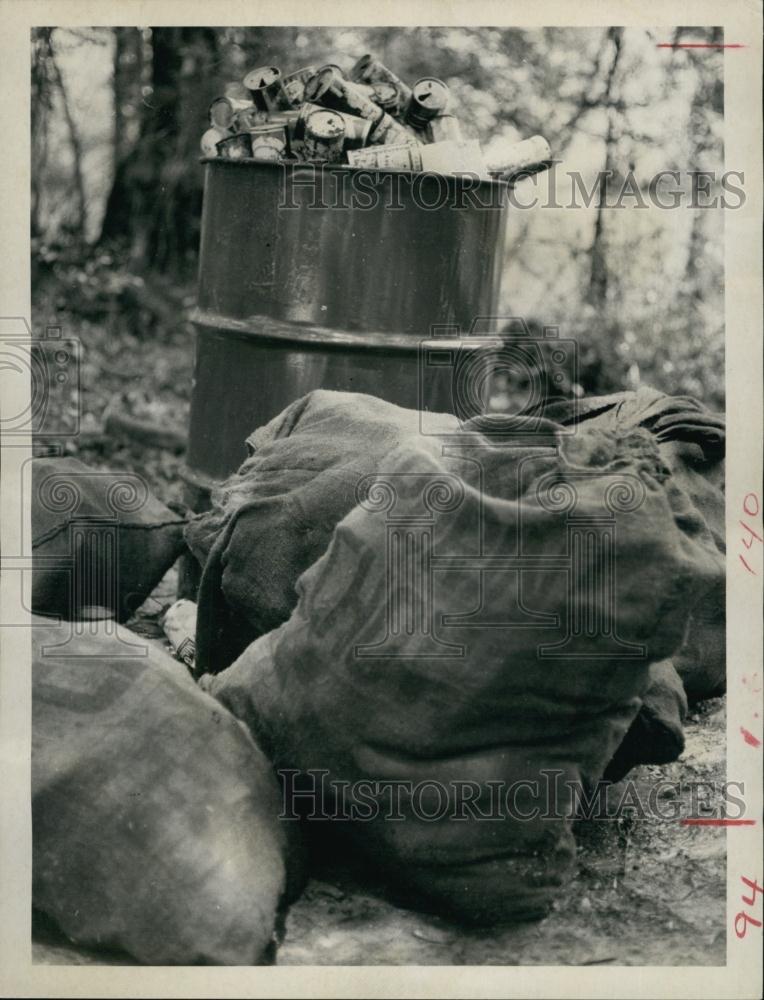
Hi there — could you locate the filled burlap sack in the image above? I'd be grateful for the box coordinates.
[32,615,292,965]
[201,410,722,924]
[186,391,466,673]
[32,457,186,622]
[540,386,725,701]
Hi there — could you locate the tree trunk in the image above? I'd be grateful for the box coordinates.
[586,27,623,308]
[683,26,723,299]
[112,28,144,174]
[47,34,88,241]
[99,27,220,278]
[31,28,53,239]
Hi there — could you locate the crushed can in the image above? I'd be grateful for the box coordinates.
[303,109,346,163]
[215,132,253,159]
[162,599,197,670]
[371,82,400,113]
[305,66,384,129]
[486,135,553,181]
[232,105,269,132]
[405,77,450,129]
[298,69,416,147]
[243,65,293,112]
[350,54,413,114]
[249,125,288,162]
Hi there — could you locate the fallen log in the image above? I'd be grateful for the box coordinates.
[104,408,188,452]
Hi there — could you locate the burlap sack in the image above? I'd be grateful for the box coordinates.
[32,457,186,622]
[202,412,722,924]
[186,391,466,673]
[540,387,725,701]
[32,615,292,964]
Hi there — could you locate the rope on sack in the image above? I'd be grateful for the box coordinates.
[538,388,725,461]
[32,517,192,549]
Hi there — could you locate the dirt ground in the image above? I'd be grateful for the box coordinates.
[32,569,727,968]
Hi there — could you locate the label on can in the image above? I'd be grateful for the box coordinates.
[347,143,424,171]
[282,65,317,106]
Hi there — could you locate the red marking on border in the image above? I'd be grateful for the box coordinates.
[681,819,756,826]
[741,727,762,748]
[656,43,746,49]
[739,554,756,574]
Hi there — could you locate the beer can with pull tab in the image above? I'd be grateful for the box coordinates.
[405,77,450,129]
[243,65,293,112]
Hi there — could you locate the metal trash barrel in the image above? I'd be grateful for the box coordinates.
[184,158,509,509]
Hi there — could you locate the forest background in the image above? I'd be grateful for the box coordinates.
[29,25,726,500]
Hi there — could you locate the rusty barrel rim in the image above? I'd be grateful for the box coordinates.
[198,155,510,192]
[189,307,517,354]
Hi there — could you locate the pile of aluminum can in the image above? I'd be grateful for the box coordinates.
[201,55,552,182]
